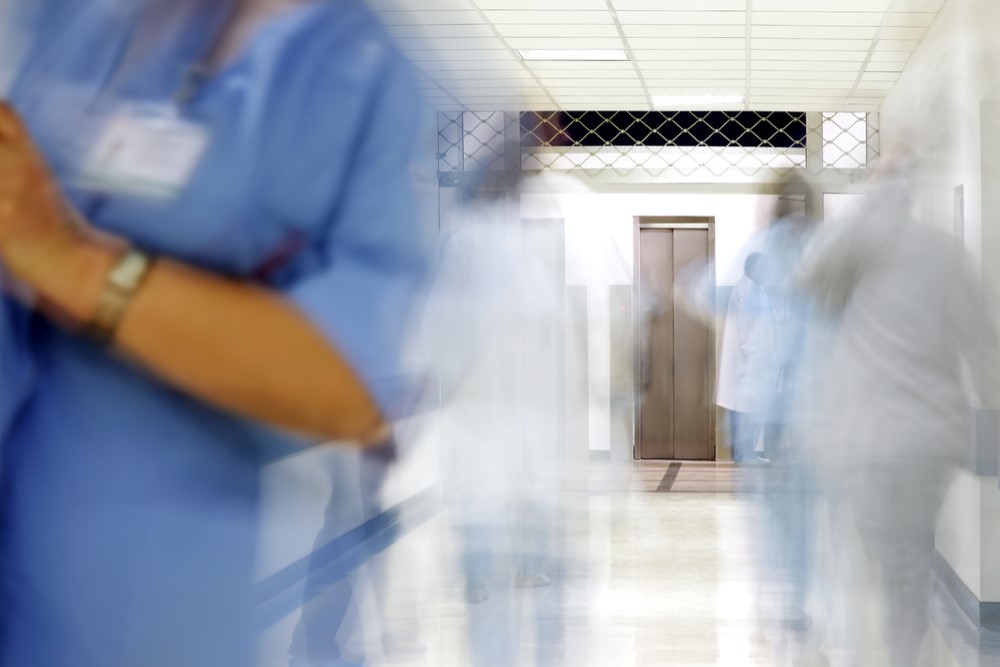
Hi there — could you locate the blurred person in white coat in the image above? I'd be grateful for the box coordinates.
[718,251,781,465]
[795,150,1000,666]
[416,167,587,666]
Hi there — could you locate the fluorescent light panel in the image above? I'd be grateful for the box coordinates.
[517,49,629,61]
[653,93,744,108]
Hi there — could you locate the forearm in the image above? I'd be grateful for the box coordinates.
[13,236,385,443]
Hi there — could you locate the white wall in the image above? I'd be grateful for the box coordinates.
[880,0,1000,604]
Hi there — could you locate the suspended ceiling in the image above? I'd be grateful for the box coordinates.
[367,0,949,112]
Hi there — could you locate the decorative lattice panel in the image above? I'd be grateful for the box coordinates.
[821,112,878,170]
[438,109,879,180]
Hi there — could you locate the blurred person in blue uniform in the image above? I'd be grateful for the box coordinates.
[675,174,824,662]
[751,177,825,663]
[0,1,431,665]
[718,251,780,465]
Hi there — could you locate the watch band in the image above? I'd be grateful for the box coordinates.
[82,248,153,344]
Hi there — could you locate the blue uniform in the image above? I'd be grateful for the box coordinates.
[0,1,430,665]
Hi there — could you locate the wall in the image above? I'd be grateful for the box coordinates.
[880,0,1000,605]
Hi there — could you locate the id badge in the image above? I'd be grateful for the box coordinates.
[78,104,209,202]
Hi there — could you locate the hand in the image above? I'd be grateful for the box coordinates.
[362,435,397,466]
[0,102,82,282]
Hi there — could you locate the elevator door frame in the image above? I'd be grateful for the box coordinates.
[632,216,717,461]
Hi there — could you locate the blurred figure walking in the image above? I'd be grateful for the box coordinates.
[718,252,780,465]
[797,152,1000,666]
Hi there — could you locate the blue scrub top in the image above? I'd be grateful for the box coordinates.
[0,1,431,665]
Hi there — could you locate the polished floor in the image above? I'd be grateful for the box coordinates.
[264,461,1000,667]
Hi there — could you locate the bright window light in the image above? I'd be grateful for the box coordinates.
[653,94,745,109]
[517,49,629,62]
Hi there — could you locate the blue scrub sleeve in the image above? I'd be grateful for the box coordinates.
[285,54,431,419]
[0,297,36,444]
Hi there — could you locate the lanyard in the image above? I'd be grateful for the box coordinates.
[171,0,245,107]
[99,0,244,110]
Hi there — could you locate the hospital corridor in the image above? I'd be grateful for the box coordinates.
[1,0,999,666]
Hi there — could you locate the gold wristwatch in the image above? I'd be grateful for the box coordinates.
[82,248,153,344]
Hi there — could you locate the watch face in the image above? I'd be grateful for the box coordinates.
[110,252,150,289]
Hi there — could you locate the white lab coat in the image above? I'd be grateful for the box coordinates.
[795,179,999,470]
[717,274,781,414]
[793,173,1000,667]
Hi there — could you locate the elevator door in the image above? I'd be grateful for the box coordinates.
[638,228,712,460]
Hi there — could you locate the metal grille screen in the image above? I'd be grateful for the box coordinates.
[438,110,879,180]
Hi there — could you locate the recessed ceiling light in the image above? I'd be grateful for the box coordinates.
[653,94,745,109]
[517,49,629,62]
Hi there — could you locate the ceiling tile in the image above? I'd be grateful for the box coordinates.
[381,0,938,112]
[749,95,851,103]
[874,39,921,51]
[493,24,621,38]
[648,87,746,96]
[611,0,746,8]
[751,87,854,97]
[541,80,643,89]
[892,0,946,11]
[526,61,637,73]
[616,10,745,25]
[850,88,888,98]
[640,69,746,79]
[632,49,746,61]
[753,25,878,39]
[751,79,855,89]
[886,12,938,27]
[860,71,900,81]
[637,61,747,70]
[747,103,833,111]
[752,60,861,71]
[751,70,858,81]
[862,61,906,72]
[752,38,873,50]
[555,104,651,111]
[626,37,746,50]
[879,26,928,39]
[754,0,891,10]
[623,25,746,38]
[868,51,913,62]
[644,78,746,87]
[552,99,650,107]
[752,50,867,61]
[753,11,885,26]
[505,37,626,50]
[483,10,613,24]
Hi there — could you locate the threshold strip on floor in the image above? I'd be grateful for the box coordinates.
[254,485,441,630]
[656,462,683,492]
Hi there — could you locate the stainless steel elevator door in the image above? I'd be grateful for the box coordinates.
[638,228,712,460]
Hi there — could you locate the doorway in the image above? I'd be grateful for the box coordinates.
[633,217,715,460]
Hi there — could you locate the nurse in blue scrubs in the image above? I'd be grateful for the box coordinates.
[0,0,430,664]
